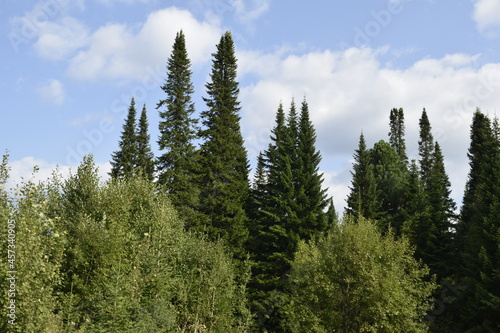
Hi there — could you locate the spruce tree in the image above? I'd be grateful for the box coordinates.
[455,110,500,331]
[198,31,250,255]
[248,102,297,332]
[295,98,329,237]
[136,104,155,181]
[370,140,407,234]
[388,107,408,163]
[110,98,138,179]
[346,132,377,219]
[425,142,456,278]
[156,30,200,226]
[418,108,434,189]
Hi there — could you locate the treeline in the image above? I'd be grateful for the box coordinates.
[0,30,499,332]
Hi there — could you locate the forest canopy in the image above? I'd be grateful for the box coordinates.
[1,30,499,333]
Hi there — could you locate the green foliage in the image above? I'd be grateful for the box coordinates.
[111,99,155,181]
[418,108,434,188]
[0,165,65,332]
[247,100,332,332]
[346,133,378,219]
[110,98,139,179]
[198,31,250,256]
[156,30,201,227]
[455,110,500,331]
[136,104,155,181]
[0,155,250,332]
[295,99,330,238]
[369,140,408,234]
[388,107,408,163]
[285,217,436,333]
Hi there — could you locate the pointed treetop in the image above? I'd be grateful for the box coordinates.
[388,108,407,163]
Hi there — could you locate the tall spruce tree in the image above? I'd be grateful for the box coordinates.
[156,30,200,226]
[136,104,155,180]
[248,100,332,332]
[418,109,434,189]
[198,31,250,255]
[248,102,299,332]
[110,98,138,179]
[388,107,408,163]
[455,110,500,331]
[370,140,408,234]
[425,142,456,278]
[346,132,378,219]
[294,98,330,237]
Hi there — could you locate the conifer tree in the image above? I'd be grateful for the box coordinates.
[389,107,408,163]
[294,99,329,237]
[370,140,408,234]
[136,104,155,181]
[198,31,250,255]
[156,30,200,226]
[247,151,269,263]
[248,102,297,332]
[110,98,138,179]
[455,110,500,330]
[346,132,377,219]
[418,109,434,189]
[425,142,456,278]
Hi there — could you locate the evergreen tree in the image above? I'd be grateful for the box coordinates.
[388,107,408,163]
[249,101,293,292]
[455,110,500,331]
[419,108,434,189]
[369,140,408,234]
[425,142,456,278]
[346,132,378,219]
[110,98,138,179]
[198,31,250,255]
[248,100,332,332]
[136,104,155,181]
[156,30,200,226]
[294,99,330,237]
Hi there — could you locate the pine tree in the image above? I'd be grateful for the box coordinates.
[110,98,138,179]
[418,109,434,189]
[198,31,250,255]
[388,107,408,163]
[136,104,155,181]
[346,132,377,219]
[156,30,200,226]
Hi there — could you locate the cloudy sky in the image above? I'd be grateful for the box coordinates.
[2,0,500,211]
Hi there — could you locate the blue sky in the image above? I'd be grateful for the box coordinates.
[2,0,500,211]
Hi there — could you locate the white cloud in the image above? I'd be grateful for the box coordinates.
[472,0,500,35]
[238,48,500,211]
[8,0,86,53]
[96,0,153,5]
[36,79,65,105]
[230,0,270,29]
[66,7,222,81]
[33,16,89,61]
